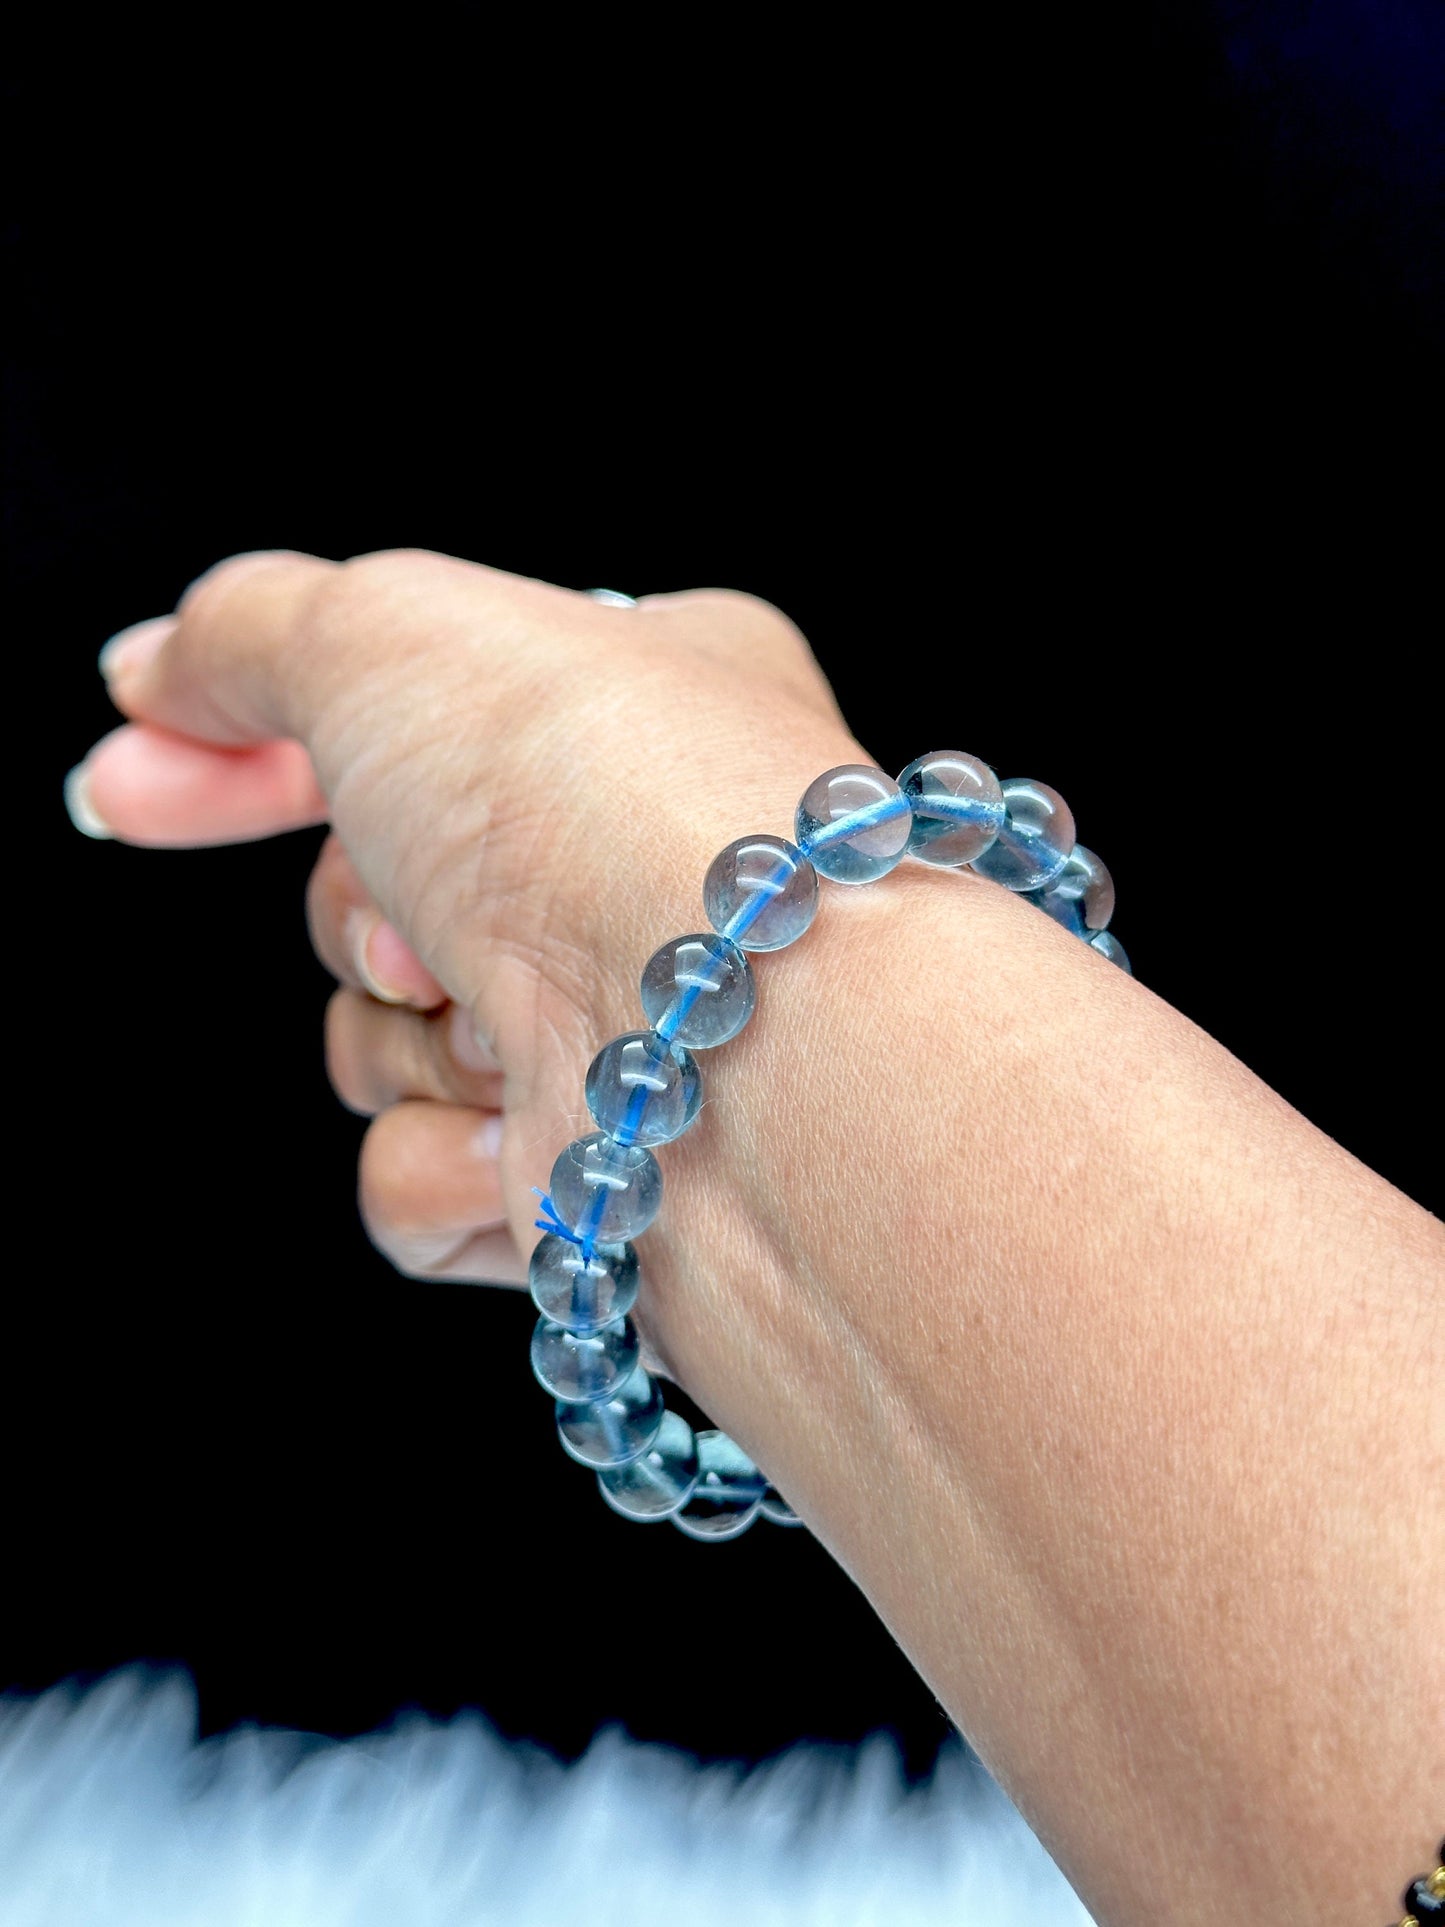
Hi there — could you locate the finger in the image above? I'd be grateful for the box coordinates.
[358,1100,523,1284]
[100,550,341,746]
[67,723,327,847]
[99,549,611,759]
[325,991,503,1117]
[306,835,448,1008]
[426,1227,528,1285]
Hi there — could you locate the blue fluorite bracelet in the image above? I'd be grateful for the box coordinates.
[529,753,1132,1542]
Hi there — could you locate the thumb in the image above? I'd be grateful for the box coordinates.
[101,550,341,747]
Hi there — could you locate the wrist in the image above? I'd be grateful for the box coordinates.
[619,865,1024,1485]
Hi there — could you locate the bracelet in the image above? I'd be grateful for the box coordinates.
[1397,1844,1445,1925]
[528,751,1131,1540]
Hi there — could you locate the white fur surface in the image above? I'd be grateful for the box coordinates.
[0,1671,1093,1925]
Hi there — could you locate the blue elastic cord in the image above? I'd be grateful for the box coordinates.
[611,1074,654,1150]
[577,1180,609,1265]
[653,968,709,1046]
[798,789,911,855]
[722,864,790,945]
[895,792,984,824]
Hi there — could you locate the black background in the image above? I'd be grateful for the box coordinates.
[6,5,1441,1775]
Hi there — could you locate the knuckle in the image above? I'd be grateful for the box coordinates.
[334,548,446,599]
[323,990,376,1115]
[305,835,351,969]
[302,557,381,639]
[177,550,304,633]
[357,1105,418,1240]
[679,586,807,646]
[372,1247,444,1284]
[344,546,442,572]
[357,1107,459,1276]
[394,1013,448,1105]
[300,551,457,676]
[647,587,820,683]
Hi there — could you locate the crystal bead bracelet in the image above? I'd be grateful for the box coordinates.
[529,752,1133,1541]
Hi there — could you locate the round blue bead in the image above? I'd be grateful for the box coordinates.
[556,1367,665,1468]
[970,777,1076,892]
[528,1234,639,1332]
[530,1313,640,1405]
[703,835,819,952]
[1028,844,1115,935]
[597,1410,699,1520]
[898,750,1005,867]
[585,1030,701,1147]
[672,1429,767,1541]
[1031,886,1086,936]
[640,933,756,1049]
[548,1132,663,1245]
[1089,929,1133,974]
[795,764,912,884]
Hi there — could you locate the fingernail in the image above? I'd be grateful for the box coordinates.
[99,616,177,683]
[471,1113,504,1160]
[449,1002,501,1073]
[64,763,114,840]
[348,910,412,1004]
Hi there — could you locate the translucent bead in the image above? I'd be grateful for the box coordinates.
[528,1233,639,1332]
[1028,844,1115,935]
[640,933,756,1050]
[760,1487,805,1527]
[703,836,819,951]
[548,1132,663,1245]
[970,777,1076,892]
[1089,930,1133,974]
[530,1313,640,1404]
[672,1429,767,1542]
[794,764,912,884]
[1032,886,1085,936]
[556,1367,664,1468]
[597,1409,699,1520]
[898,750,1005,868]
[584,1030,702,1147]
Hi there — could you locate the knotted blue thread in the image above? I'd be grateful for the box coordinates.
[533,1185,618,1273]
[542,1177,611,1267]
[533,1189,583,1247]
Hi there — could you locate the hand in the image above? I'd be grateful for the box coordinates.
[73,548,862,1310]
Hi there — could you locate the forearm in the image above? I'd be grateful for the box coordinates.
[642,865,1443,1926]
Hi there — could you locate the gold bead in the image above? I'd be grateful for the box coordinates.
[1399,1913,1419,1927]
[1428,1866,1445,1899]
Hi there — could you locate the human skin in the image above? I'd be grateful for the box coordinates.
[69,550,1443,1927]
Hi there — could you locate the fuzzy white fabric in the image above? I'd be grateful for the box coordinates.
[0,1671,1094,1926]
